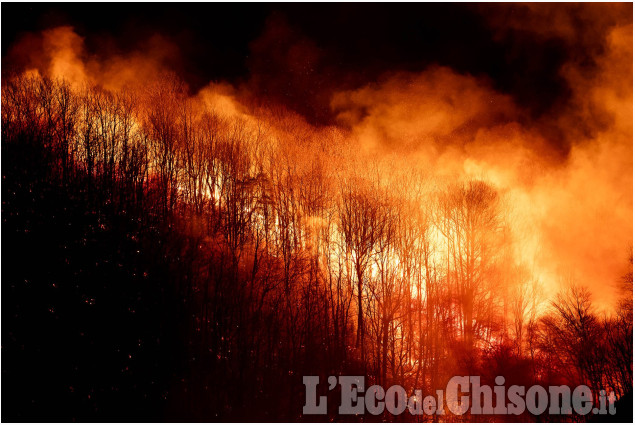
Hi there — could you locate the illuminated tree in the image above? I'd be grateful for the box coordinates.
[338,176,392,369]
[437,180,504,350]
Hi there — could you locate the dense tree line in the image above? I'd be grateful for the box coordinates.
[2,73,632,421]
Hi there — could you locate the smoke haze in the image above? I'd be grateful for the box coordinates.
[2,3,632,311]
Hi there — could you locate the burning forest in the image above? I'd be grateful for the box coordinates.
[1,3,633,422]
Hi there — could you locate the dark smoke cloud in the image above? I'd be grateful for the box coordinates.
[5,3,628,134]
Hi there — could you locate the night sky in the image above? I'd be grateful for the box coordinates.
[3,3,631,127]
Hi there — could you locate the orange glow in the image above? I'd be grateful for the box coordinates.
[3,6,632,420]
[5,19,632,314]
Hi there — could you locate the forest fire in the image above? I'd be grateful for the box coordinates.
[1,3,632,422]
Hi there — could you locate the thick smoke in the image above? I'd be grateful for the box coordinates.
[326,13,632,308]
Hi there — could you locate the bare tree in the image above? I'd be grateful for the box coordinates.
[437,180,503,349]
